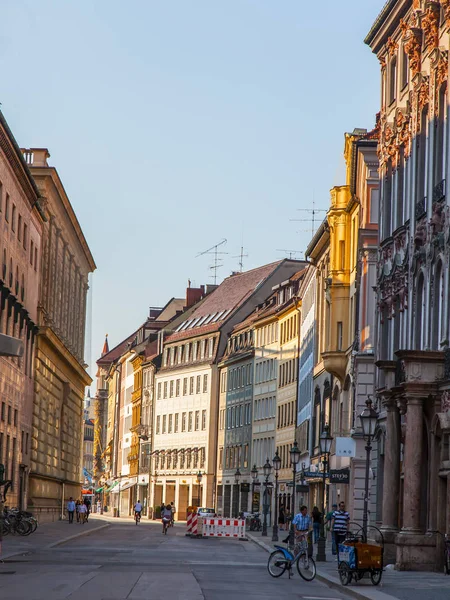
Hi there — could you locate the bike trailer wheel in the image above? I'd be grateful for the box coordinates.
[370,569,382,585]
[296,554,316,581]
[338,562,352,586]
[267,550,287,578]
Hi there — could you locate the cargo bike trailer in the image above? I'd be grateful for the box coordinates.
[337,524,384,587]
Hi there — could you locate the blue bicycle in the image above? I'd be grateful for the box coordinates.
[267,535,316,581]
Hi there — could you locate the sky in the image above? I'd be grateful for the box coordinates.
[2,0,383,381]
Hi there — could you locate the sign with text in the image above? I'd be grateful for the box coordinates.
[329,469,350,484]
[335,437,356,457]
[252,492,260,513]
[240,483,250,492]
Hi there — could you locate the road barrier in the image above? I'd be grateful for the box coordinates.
[202,518,247,540]
[186,512,199,536]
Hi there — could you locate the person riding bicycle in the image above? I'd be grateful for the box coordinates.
[134,500,142,521]
[162,504,172,533]
[292,505,312,544]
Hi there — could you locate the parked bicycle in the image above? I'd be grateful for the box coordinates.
[249,513,262,532]
[267,534,316,581]
[1,508,38,536]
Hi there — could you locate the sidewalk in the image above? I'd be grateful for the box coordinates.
[247,529,450,600]
[0,516,110,561]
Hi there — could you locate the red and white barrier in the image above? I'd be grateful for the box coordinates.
[186,512,199,536]
[186,512,193,536]
[202,518,246,540]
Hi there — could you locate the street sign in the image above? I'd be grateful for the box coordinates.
[303,470,329,479]
[329,468,350,484]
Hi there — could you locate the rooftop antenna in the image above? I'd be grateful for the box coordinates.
[290,197,327,237]
[196,238,228,284]
[233,245,248,273]
[276,249,304,260]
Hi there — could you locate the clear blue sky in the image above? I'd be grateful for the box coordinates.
[2,0,383,379]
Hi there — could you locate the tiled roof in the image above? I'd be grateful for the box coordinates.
[166,262,283,342]
[97,329,139,366]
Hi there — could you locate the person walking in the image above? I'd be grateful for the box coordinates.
[78,501,87,524]
[331,501,350,559]
[84,497,91,522]
[75,499,81,523]
[67,497,75,524]
[278,504,286,531]
[170,502,176,526]
[325,503,338,554]
[312,506,322,543]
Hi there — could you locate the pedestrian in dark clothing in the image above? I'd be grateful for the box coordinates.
[312,506,322,543]
[278,505,286,531]
[75,499,81,523]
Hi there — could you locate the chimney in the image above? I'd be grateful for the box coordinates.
[186,285,205,308]
[205,284,218,295]
[21,148,50,167]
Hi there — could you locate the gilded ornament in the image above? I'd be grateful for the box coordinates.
[436,51,449,88]
[418,76,430,108]
[399,18,409,38]
[404,28,422,75]
[387,36,399,56]
[421,3,440,50]
[442,0,450,27]
[379,55,386,69]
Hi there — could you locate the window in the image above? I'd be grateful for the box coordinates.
[156,415,161,434]
[202,409,206,430]
[168,414,173,433]
[34,247,37,271]
[195,410,200,431]
[188,411,193,431]
[7,405,11,425]
[370,188,379,224]
[11,204,16,232]
[23,223,28,250]
[183,378,187,395]
[162,415,167,433]
[18,215,22,242]
[14,409,17,427]
[174,413,179,432]
[163,381,168,399]
[196,375,201,394]
[30,240,34,265]
[219,447,223,470]
[389,55,397,103]
[175,379,180,396]
[189,377,194,395]
[1,402,5,421]
[157,382,162,400]
[169,380,174,398]
[5,194,10,222]
[0,181,2,213]
[401,46,408,89]
[208,338,214,357]
[182,412,187,432]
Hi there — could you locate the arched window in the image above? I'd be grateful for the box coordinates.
[431,261,444,349]
[434,83,447,189]
[415,273,425,349]
[389,56,397,103]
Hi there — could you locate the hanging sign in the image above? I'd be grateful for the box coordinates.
[335,437,356,457]
[329,468,350,484]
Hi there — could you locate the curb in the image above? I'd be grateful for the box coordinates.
[246,532,398,600]
[47,523,110,548]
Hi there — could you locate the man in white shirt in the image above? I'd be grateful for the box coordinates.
[67,497,75,524]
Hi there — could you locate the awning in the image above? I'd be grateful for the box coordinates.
[111,480,136,493]
[95,487,104,493]
[105,481,119,493]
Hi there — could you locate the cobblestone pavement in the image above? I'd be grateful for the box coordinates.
[247,529,450,600]
[0,517,353,600]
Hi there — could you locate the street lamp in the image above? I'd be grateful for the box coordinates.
[316,425,333,561]
[234,468,241,518]
[251,465,258,513]
[288,440,300,549]
[272,450,281,542]
[360,397,379,538]
[196,470,203,507]
[262,458,272,537]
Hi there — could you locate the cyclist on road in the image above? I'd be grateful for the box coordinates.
[162,504,172,534]
[134,500,142,522]
[292,505,312,544]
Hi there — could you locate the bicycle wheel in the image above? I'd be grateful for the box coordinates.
[1,520,10,536]
[370,569,382,585]
[267,550,288,577]
[21,520,34,536]
[17,520,32,536]
[445,550,450,575]
[338,562,351,586]
[296,553,316,581]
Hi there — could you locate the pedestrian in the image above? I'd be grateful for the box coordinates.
[78,501,87,524]
[67,497,75,524]
[278,504,286,531]
[75,499,81,523]
[325,503,338,554]
[97,500,101,514]
[331,501,350,559]
[84,497,91,522]
[170,501,176,525]
[312,506,322,543]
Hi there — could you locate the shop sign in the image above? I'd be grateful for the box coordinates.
[335,437,356,457]
[252,492,260,513]
[296,484,309,493]
[329,469,350,484]
[240,483,250,492]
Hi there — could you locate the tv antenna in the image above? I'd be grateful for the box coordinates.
[290,199,327,236]
[196,238,228,284]
[233,246,248,273]
[276,249,304,260]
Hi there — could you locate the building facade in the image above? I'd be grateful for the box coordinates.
[366,0,450,570]
[23,148,95,522]
[0,113,45,510]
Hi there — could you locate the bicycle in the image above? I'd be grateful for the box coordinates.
[439,532,450,575]
[134,511,141,525]
[267,534,316,581]
[162,517,170,535]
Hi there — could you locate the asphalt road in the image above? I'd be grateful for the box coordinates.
[0,520,353,600]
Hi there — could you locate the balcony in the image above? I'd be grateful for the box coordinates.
[321,350,347,383]
[432,179,446,204]
[415,196,427,220]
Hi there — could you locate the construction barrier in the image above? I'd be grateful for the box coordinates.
[186,512,200,536]
[202,518,247,540]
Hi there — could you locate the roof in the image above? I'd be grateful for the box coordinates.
[166,262,284,343]
[97,329,140,366]
[364,0,397,45]
[101,335,109,356]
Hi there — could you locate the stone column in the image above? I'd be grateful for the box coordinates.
[381,398,401,532]
[401,397,424,533]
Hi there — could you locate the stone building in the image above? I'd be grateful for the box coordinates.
[23,148,95,522]
[0,113,45,509]
[366,0,450,570]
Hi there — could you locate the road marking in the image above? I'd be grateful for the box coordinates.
[302,597,343,599]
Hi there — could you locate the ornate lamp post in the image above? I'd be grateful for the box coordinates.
[288,440,300,548]
[272,450,281,542]
[234,468,241,517]
[316,425,333,561]
[196,470,203,506]
[251,464,258,513]
[359,397,379,538]
[262,458,272,537]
